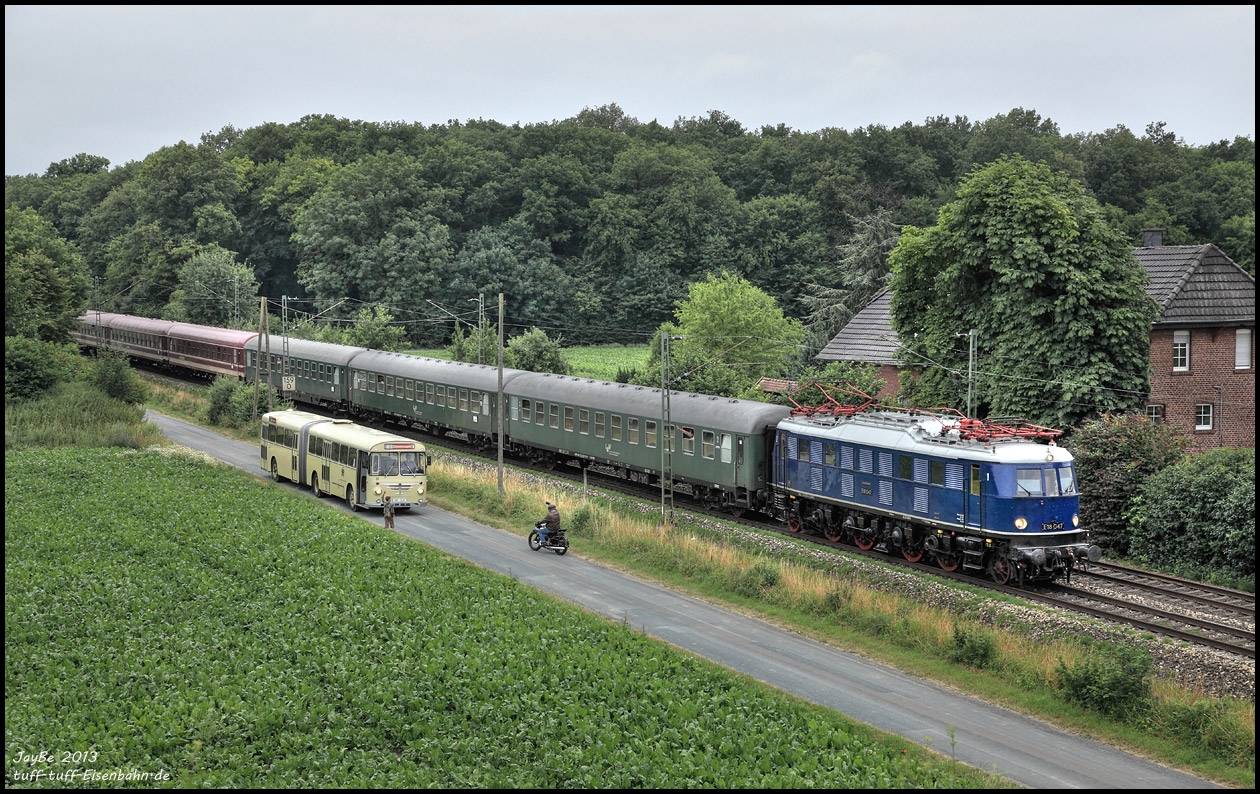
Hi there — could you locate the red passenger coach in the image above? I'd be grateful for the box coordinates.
[98,314,176,365]
[167,323,258,379]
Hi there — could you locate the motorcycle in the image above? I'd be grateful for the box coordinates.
[528,522,569,555]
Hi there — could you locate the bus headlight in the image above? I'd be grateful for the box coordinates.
[1014,517,1028,530]
[374,486,383,496]
[1072,514,1079,527]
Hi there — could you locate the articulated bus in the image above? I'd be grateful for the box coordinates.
[260,409,430,512]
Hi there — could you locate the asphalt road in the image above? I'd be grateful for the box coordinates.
[145,409,1220,789]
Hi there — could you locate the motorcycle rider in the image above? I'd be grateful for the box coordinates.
[537,501,561,545]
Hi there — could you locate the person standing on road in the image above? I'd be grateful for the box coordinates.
[383,495,396,529]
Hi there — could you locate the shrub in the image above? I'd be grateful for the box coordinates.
[730,561,781,598]
[5,335,80,401]
[1055,643,1152,719]
[1127,448,1255,578]
[949,624,998,669]
[89,351,148,404]
[1065,413,1191,556]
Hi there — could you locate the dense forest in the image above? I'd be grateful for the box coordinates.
[5,104,1255,359]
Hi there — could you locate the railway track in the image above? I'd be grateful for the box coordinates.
[413,424,1257,660]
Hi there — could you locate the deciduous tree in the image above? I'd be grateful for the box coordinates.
[889,156,1157,428]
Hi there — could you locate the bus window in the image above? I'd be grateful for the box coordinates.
[372,453,400,476]
[400,452,423,475]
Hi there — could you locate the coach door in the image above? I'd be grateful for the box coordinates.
[965,464,982,527]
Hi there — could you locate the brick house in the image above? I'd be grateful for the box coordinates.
[815,230,1255,449]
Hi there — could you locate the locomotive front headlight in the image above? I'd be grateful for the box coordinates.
[1072,514,1079,527]
[1014,517,1028,530]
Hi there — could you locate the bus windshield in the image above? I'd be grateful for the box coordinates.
[371,451,424,477]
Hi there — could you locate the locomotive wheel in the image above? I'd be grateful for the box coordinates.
[824,524,843,543]
[786,516,802,533]
[936,552,961,572]
[311,474,321,497]
[989,557,1013,585]
[901,545,924,563]
[854,530,875,551]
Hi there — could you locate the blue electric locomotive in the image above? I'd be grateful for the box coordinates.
[771,394,1100,585]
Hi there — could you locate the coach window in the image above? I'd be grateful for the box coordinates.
[663,425,673,453]
[612,415,623,441]
[564,406,575,431]
[1195,403,1213,431]
[367,373,376,393]
[1146,404,1164,423]
[681,427,694,455]
[426,383,434,404]
[459,389,469,411]
[386,376,395,397]
[436,385,445,405]
[701,430,715,459]
[406,380,414,401]
[720,433,732,464]
[579,409,589,434]
[469,390,480,412]
[447,386,458,409]
[520,399,532,423]
[628,418,639,445]
[550,404,560,429]
[645,420,657,449]
[1173,331,1190,371]
[595,412,605,438]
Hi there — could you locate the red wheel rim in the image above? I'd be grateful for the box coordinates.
[824,526,842,542]
[854,533,875,551]
[902,546,924,563]
[990,558,1012,585]
[786,517,802,533]
[937,553,961,572]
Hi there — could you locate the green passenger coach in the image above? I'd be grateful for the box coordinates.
[505,373,792,515]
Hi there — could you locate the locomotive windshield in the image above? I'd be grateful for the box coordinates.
[1015,465,1077,497]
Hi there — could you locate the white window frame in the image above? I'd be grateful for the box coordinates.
[1194,403,1213,431]
[1145,404,1164,424]
[1236,328,1252,370]
[1172,330,1190,371]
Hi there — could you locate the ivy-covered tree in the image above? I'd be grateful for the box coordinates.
[889,155,1158,428]
[5,206,91,342]
[1064,412,1191,557]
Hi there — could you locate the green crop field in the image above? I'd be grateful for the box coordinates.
[5,446,1005,788]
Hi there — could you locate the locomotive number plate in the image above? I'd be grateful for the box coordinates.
[1041,521,1064,531]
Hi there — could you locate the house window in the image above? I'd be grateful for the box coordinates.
[1195,403,1213,431]
[1172,331,1190,371]
[1146,404,1164,424]
[1237,328,1252,370]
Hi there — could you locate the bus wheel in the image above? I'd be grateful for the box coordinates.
[271,459,281,482]
[311,474,321,498]
[347,486,359,512]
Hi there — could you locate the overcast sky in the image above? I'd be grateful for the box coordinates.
[5,5,1255,177]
